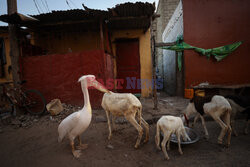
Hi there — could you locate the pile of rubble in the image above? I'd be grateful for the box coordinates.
[0,103,81,129]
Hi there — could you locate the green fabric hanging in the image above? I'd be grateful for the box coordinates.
[160,36,242,71]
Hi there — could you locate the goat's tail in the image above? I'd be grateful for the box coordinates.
[137,106,142,126]
[155,122,161,149]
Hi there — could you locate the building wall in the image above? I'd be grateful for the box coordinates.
[33,30,101,54]
[21,28,152,108]
[162,1,183,95]
[21,50,106,108]
[111,29,152,97]
[183,0,250,87]
[34,29,152,97]
[0,32,12,82]
[154,0,180,84]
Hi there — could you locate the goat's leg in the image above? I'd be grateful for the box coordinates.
[210,113,228,145]
[105,110,112,140]
[76,135,88,150]
[111,115,117,131]
[200,115,209,139]
[231,119,238,136]
[244,119,249,134]
[161,132,171,160]
[167,133,171,151]
[70,140,81,158]
[192,113,200,128]
[141,117,149,143]
[230,111,238,136]
[126,115,143,149]
[177,132,183,155]
[223,112,232,147]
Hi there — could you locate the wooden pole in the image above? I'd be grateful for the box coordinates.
[7,0,21,87]
[152,36,158,110]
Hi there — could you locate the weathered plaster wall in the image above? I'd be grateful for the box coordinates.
[33,31,101,54]
[153,0,180,83]
[162,1,183,95]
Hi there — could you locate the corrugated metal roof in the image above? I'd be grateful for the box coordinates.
[0,2,155,30]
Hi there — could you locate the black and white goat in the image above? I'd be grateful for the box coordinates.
[226,95,250,135]
[181,95,232,147]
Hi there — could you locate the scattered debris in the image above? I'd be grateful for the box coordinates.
[95,115,106,123]
[106,144,114,149]
[0,103,81,129]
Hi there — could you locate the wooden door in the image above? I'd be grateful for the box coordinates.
[116,39,140,93]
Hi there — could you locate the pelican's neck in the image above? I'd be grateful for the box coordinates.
[81,83,91,112]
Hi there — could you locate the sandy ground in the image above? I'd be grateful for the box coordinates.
[0,97,249,167]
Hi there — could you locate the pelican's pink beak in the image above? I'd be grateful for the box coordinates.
[91,79,110,94]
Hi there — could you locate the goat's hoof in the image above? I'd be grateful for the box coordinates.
[76,144,88,150]
[205,135,209,140]
[234,133,238,137]
[134,145,139,149]
[179,151,183,155]
[217,140,223,145]
[108,136,112,140]
[165,156,170,160]
[143,139,149,143]
[156,146,161,151]
[72,150,81,158]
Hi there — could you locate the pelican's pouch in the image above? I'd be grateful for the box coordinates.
[46,99,63,116]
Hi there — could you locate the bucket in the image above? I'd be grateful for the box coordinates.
[184,89,194,99]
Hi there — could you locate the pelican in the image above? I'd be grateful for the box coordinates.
[58,75,109,158]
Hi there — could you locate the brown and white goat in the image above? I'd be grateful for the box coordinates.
[155,115,191,160]
[181,95,232,147]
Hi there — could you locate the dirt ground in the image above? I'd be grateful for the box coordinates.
[0,97,249,167]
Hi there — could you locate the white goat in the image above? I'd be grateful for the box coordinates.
[182,95,232,147]
[155,115,191,160]
[101,92,149,148]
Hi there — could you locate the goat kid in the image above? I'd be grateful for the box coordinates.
[155,115,191,160]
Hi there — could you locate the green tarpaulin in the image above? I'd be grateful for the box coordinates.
[159,36,242,71]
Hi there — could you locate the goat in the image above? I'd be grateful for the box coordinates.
[101,92,149,148]
[155,115,191,160]
[182,95,232,147]
[226,95,250,135]
[191,95,250,136]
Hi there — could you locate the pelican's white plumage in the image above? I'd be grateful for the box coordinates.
[58,75,109,158]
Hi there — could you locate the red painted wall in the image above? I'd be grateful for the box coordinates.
[21,50,111,108]
[183,0,250,87]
